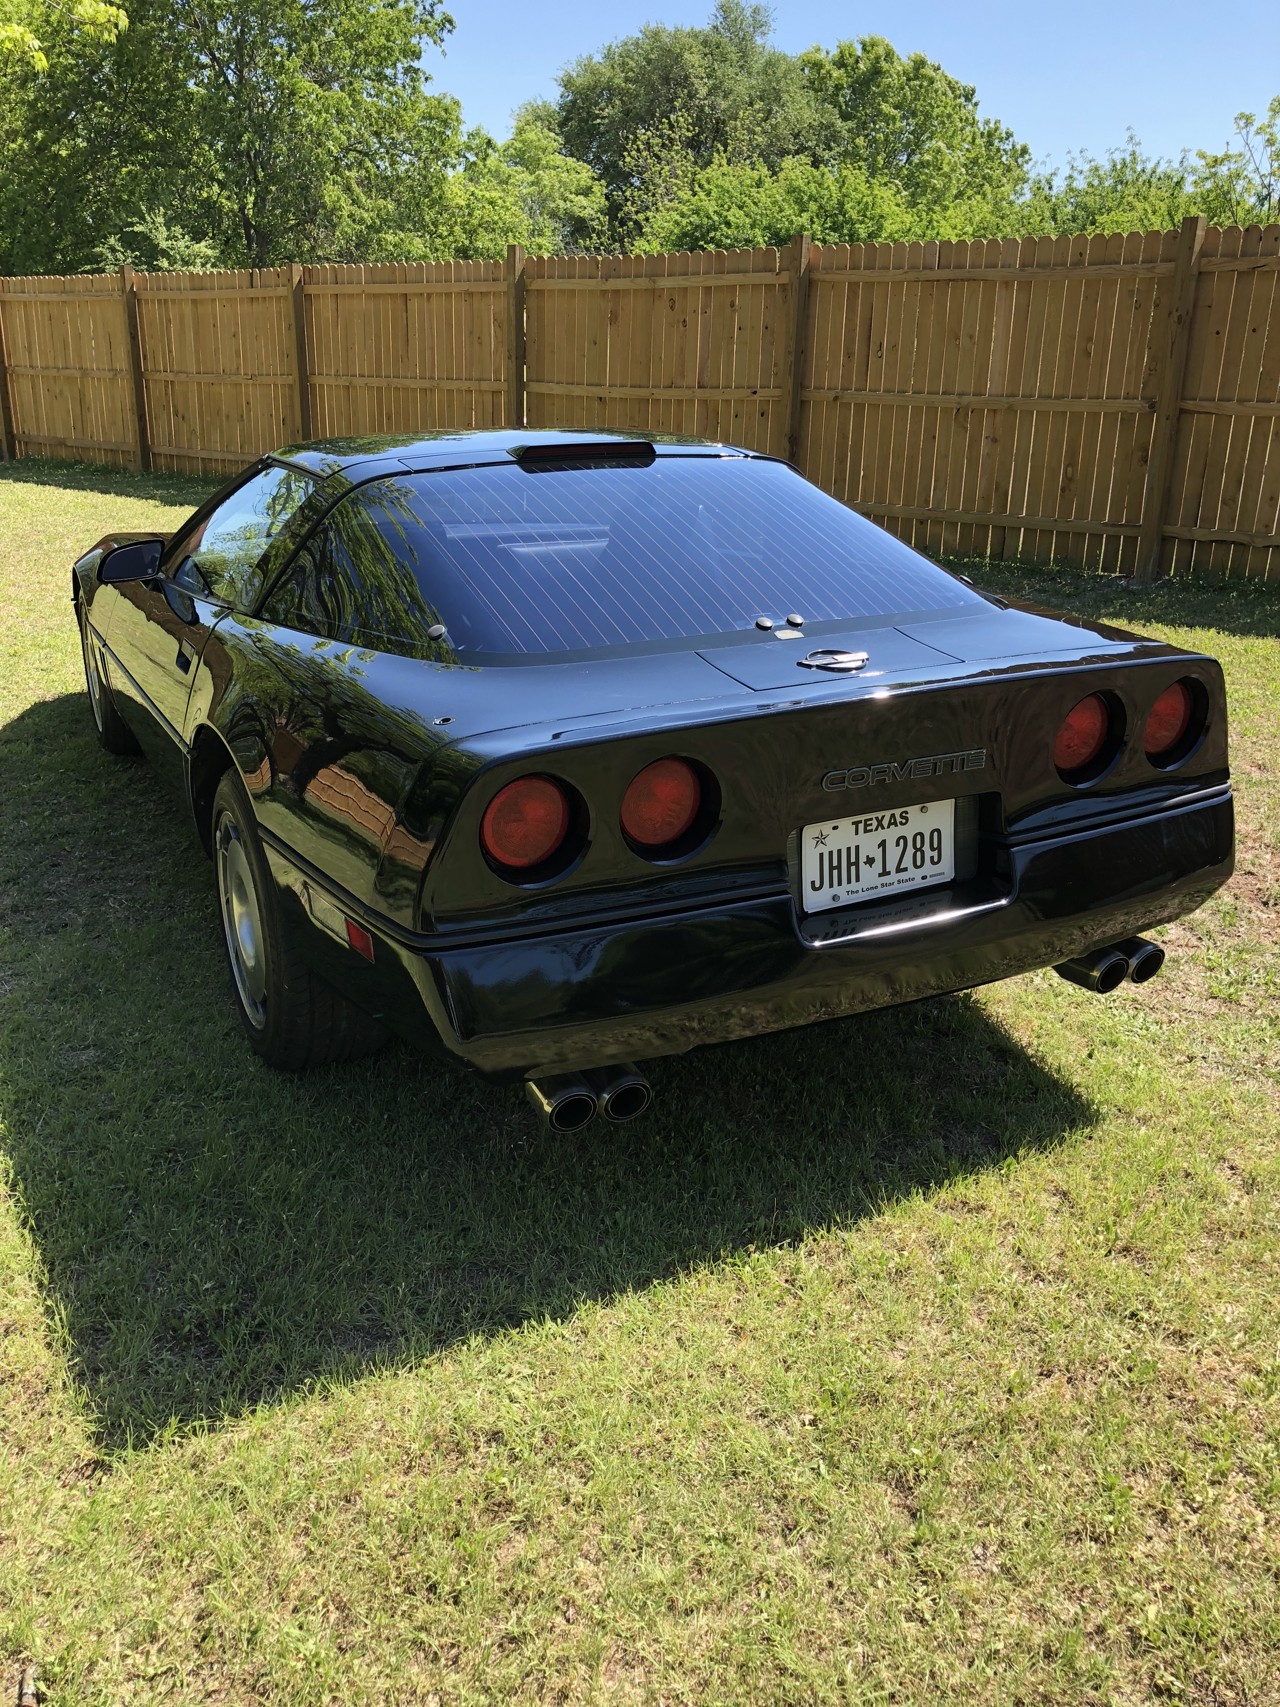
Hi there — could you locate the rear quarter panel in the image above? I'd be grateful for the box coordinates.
[189,616,460,920]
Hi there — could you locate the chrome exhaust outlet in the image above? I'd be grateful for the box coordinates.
[585,1064,653,1124]
[524,1074,599,1133]
[1053,944,1131,994]
[1117,936,1166,984]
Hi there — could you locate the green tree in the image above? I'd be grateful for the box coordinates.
[0,2,185,274]
[798,35,1030,231]
[438,110,606,258]
[0,0,463,272]
[0,0,125,70]
[90,207,220,271]
[150,0,459,265]
[1191,98,1280,226]
[1012,102,1279,238]
[0,0,135,273]
[636,154,913,252]
[554,0,838,244]
[1017,141,1197,236]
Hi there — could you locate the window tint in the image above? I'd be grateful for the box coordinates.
[171,463,314,610]
[262,483,444,658]
[266,456,982,658]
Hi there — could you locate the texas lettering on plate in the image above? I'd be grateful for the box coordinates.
[801,799,956,912]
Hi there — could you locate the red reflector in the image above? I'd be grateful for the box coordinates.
[1144,680,1193,757]
[481,775,570,870]
[621,757,702,848]
[1053,694,1110,775]
[345,918,374,962]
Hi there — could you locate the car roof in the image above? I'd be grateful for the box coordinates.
[271,428,766,480]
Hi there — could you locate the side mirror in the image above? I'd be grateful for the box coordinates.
[99,538,164,585]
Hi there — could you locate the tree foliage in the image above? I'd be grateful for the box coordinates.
[1017,141,1200,237]
[0,0,462,272]
[1016,103,1280,239]
[437,110,606,259]
[91,207,221,272]
[0,0,1275,276]
[638,155,912,252]
[166,0,459,266]
[798,36,1030,217]
[554,0,838,245]
[0,0,125,71]
[1191,98,1280,227]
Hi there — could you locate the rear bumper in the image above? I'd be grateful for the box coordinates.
[267,787,1234,1079]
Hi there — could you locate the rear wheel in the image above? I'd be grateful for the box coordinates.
[211,769,386,1071]
[79,599,138,754]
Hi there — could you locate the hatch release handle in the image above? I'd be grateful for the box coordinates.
[796,649,870,673]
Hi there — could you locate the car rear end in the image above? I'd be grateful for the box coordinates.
[253,438,1231,1085]
[383,634,1231,1080]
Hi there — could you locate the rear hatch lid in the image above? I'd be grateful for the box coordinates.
[696,607,1132,693]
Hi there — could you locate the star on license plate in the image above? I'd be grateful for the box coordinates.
[801,799,955,913]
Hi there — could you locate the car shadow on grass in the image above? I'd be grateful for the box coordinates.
[0,693,1095,1451]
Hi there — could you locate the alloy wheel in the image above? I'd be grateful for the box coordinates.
[215,811,268,1030]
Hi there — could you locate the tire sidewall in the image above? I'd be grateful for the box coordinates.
[212,770,293,1059]
[79,598,138,754]
[79,601,106,736]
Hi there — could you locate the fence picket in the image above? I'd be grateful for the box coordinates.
[1,226,1276,580]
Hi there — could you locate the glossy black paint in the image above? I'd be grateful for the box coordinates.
[74,429,1234,1081]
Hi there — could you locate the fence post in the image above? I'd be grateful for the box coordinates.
[120,264,151,472]
[289,263,313,441]
[506,243,527,429]
[1135,214,1205,583]
[0,287,17,462]
[784,232,812,467]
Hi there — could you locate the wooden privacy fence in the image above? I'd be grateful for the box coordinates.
[1,220,1278,581]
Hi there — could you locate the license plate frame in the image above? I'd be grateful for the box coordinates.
[800,798,956,913]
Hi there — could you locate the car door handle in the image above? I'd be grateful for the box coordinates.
[175,642,194,674]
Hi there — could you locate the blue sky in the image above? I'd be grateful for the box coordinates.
[425,0,1280,170]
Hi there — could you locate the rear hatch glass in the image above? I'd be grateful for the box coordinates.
[325,455,984,661]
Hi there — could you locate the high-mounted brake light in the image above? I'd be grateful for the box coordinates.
[1053,694,1110,778]
[1144,680,1194,760]
[481,775,570,871]
[621,758,702,849]
[513,440,656,470]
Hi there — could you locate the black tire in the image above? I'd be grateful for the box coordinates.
[211,768,387,1071]
[79,599,138,755]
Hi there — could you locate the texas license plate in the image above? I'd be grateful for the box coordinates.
[800,799,955,913]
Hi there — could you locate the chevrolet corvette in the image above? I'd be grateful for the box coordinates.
[73,430,1234,1128]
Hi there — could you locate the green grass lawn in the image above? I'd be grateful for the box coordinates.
[1,458,1277,1706]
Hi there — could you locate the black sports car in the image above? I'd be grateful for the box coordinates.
[74,430,1233,1129]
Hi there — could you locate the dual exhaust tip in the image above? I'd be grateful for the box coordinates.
[525,1064,653,1133]
[1054,936,1165,994]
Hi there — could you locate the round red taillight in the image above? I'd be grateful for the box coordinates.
[481,775,570,871]
[1053,694,1110,777]
[1144,680,1194,759]
[621,758,702,849]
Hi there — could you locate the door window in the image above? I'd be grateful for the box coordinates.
[170,464,315,610]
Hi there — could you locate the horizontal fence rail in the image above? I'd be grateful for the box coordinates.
[1,221,1277,580]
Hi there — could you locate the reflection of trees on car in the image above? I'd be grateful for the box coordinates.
[217,617,479,910]
[263,479,451,664]
[179,465,318,609]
